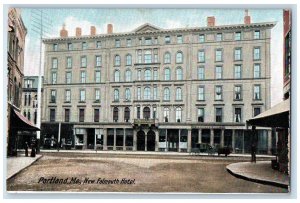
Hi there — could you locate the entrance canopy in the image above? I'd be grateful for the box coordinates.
[247,98,290,128]
[11,109,40,131]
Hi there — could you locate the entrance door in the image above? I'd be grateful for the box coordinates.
[137,130,145,151]
[147,130,155,151]
[87,128,95,149]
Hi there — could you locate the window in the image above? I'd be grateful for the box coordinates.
[65,90,71,102]
[80,90,86,102]
[143,107,150,119]
[50,109,56,122]
[115,55,121,66]
[254,30,260,39]
[145,69,152,80]
[198,108,204,122]
[94,109,100,122]
[126,39,131,47]
[215,86,222,100]
[52,72,57,84]
[176,52,183,63]
[215,66,222,79]
[68,43,73,50]
[216,33,223,41]
[176,107,182,122]
[198,86,205,101]
[113,107,119,122]
[165,36,170,44]
[115,39,120,48]
[125,70,131,82]
[81,56,87,67]
[215,49,223,62]
[114,70,120,82]
[137,106,141,119]
[137,70,141,81]
[114,89,119,101]
[95,71,101,83]
[53,44,58,51]
[96,41,101,48]
[198,50,205,63]
[234,86,242,100]
[234,108,242,122]
[254,107,261,117]
[153,69,158,80]
[254,64,261,78]
[79,109,85,122]
[82,42,87,50]
[164,68,171,80]
[154,37,158,44]
[177,35,183,43]
[125,88,131,101]
[137,87,141,100]
[144,50,152,63]
[50,90,56,103]
[199,34,205,43]
[154,49,158,63]
[253,85,261,100]
[153,107,157,119]
[176,67,183,80]
[198,66,205,80]
[95,89,100,102]
[234,65,242,79]
[28,110,31,121]
[176,87,182,101]
[65,109,70,122]
[139,38,142,45]
[145,38,152,45]
[216,108,222,122]
[66,72,72,84]
[67,57,72,68]
[235,32,241,40]
[164,52,171,64]
[144,87,151,100]
[137,50,142,63]
[234,48,242,61]
[124,107,130,122]
[164,108,170,122]
[153,87,158,100]
[24,94,27,106]
[254,47,261,60]
[96,56,102,67]
[52,58,58,69]
[126,54,132,66]
[80,71,86,83]
[164,87,170,101]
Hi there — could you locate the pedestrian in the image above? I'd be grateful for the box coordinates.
[30,138,36,157]
[24,142,29,157]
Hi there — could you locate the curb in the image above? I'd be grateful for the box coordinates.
[7,155,43,181]
[226,164,289,189]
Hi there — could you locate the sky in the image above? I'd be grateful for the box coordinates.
[20,8,284,106]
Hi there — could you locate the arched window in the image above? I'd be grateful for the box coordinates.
[143,107,151,119]
[164,87,170,101]
[176,107,182,122]
[114,70,120,82]
[125,88,131,101]
[164,52,171,64]
[176,51,183,63]
[176,67,183,80]
[125,70,131,82]
[176,87,182,100]
[144,69,151,80]
[113,107,119,122]
[114,55,121,66]
[164,107,170,122]
[144,87,151,100]
[164,68,171,80]
[114,89,119,101]
[126,54,132,66]
[124,107,130,122]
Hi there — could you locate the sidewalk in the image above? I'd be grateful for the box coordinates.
[226,161,290,189]
[6,154,42,180]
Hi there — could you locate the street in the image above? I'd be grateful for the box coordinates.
[7,153,288,193]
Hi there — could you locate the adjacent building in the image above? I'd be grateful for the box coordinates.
[41,11,275,153]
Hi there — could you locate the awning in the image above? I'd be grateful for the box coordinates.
[11,109,40,131]
[247,98,290,128]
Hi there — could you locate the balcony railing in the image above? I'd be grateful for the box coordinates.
[133,118,156,125]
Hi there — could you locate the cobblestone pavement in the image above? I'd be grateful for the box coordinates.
[7,153,288,193]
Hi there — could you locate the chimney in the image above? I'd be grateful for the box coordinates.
[90,26,96,36]
[76,27,82,37]
[107,24,113,34]
[60,24,68,37]
[244,9,251,24]
[207,16,215,27]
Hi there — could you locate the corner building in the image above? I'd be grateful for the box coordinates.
[42,13,276,154]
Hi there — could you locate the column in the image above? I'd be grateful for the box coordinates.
[113,128,116,151]
[267,130,272,154]
[155,130,159,152]
[165,129,168,152]
[145,131,148,151]
[123,128,126,151]
[242,130,245,154]
[178,129,181,152]
[232,129,235,153]
[187,129,192,153]
[198,129,202,144]
[220,129,224,147]
[94,133,97,150]
[83,131,88,150]
[103,128,107,151]
[210,129,214,146]
[133,130,137,151]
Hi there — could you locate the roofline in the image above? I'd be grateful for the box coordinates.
[42,21,277,43]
